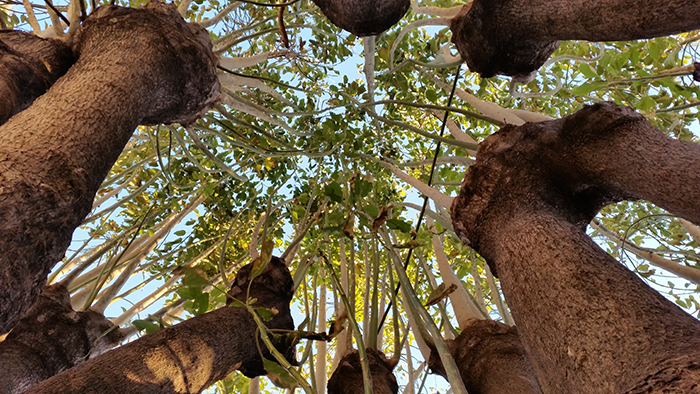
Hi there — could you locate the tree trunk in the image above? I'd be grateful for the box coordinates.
[311,0,410,36]
[451,0,700,78]
[451,102,700,393]
[0,31,74,125]
[0,1,219,335]
[0,284,123,394]
[23,257,295,394]
[327,348,398,394]
[428,319,542,394]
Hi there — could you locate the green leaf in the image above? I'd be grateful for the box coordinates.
[182,267,210,288]
[174,230,186,236]
[132,319,161,334]
[193,293,209,315]
[571,81,607,96]
[210,287,227,305]
[571,84,594,97]
[425,283,457,307]
[324,181,343,203]
[255,306,279,321]
[364,204,380,218]
[578,63,597,79]
[177,287,196,300]
[228,298,244,307]
[386,218,411,233]
[664,48,680,67]
[648,40,661,61]
[426,89,438,102]
[637,96,656,113]
[354,179,372,198]
[263,358,298,390]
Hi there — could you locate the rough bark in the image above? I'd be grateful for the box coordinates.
[450,0,700,78]
[327,348,398,394]
[451,102,700,393]
[23,257,295,394]
[0,31,74,125]
[0,284,123,394]
[311,0,410,36]
[428,319,542,394]
[0,1,219,335]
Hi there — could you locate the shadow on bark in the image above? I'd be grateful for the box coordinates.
[327,347,398,394]
[23,256,295,394]
[451,102,700,393]
[0,31,74,125]
[0,284,123,394]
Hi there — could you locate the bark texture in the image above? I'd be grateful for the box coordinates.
[0,31,74,125]
[451,102,700,393]
[311,0,410,36]
[451,0,700,78]
[429,319,542,394]
[0,284,123,394]
[23,257,295,394]
[327,348,398,394]
[0,1,219,335]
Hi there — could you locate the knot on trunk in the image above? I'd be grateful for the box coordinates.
[227,256,296,378]
[327,348,399,394]
[451,102,646,274]
[428,319,542,394]
[72,0,220,126]
[312,0,410,36]
[449,0,559,79]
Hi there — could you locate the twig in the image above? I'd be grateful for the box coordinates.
[44,0,70,26]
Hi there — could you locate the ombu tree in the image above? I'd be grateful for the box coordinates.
[0,0,219,334]
[1,0,700,393]
[451,102,700,392]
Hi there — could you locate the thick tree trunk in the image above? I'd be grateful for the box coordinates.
[311,0,410,36]
[0,284,123,394]
[428,319,542,394]
[23,257,295,394]
[451,0,700,78]
[451,102,700,393]
[327,348,398,394]
[0,1,219,335]
[0,31,74,125]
